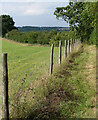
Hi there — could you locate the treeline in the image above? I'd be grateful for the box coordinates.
[5,30,78,46]
[2,2,97,46]
[17,26,70,32]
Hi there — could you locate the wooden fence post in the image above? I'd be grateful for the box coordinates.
[70,39,72,53]
[73,39,75,50]
[50,44,54,75]
[76,39,78,50]
[74,39,76,50]
[79,38,81,45]
[77,39,79,49]
[67,40,70,56]
[72,39,74,51]
[79,39,81,45]
[59,41,62,64]
[64,40,67,58]
[2,53,9,119]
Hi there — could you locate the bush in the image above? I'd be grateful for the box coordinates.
[5,30,80,46]
[89,27,96,45]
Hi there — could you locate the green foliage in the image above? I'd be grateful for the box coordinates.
[25,31,38,44]
[37,31,50,45]
[54,2,97,44]
[89,27,96,45]
[6,29,23,42]
[0,15,17,36]
[5,29,77,46]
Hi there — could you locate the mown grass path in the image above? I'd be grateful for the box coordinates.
[82,45,96,117]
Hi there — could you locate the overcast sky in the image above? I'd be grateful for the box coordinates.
[0,0,69,27]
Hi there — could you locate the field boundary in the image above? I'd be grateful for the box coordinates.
[1,38,81,119]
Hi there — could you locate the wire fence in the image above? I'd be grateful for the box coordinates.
[1,39,81,119]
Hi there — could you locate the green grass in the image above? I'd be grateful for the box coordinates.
[25,44,96,119]
[1,39,65,118]
[0,39,96,119]
[2,39,65,91]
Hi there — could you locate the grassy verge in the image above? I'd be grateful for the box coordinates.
[9,44,96,119]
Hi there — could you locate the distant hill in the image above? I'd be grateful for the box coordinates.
[17,26,70,32]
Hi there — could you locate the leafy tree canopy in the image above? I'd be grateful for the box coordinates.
[54,1,97,43]
[0,15,17,36]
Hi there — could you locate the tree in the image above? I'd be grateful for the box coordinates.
[54,2,97,43]
[0,15,17,36]
[25,31,38,44]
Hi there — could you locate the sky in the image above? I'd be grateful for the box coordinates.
[0,0,69,27]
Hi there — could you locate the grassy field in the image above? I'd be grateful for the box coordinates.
[1,38,65,118]
[0,39,96,119]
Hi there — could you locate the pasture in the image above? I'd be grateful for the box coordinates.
[1,39,65,117]
[0,39,96,118]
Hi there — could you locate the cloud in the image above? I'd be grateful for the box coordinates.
[24,9,45,16]
[0,3,48,16]
[23,4,47,16]
[0,0,69,3]
[0,2,69,16]
[0,2,69,27]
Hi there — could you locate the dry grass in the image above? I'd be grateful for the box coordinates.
[83,45,96,117]
[2,38,49,47]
